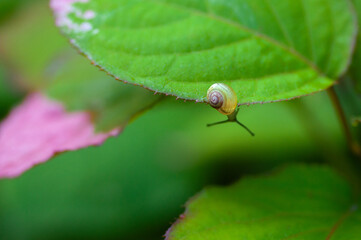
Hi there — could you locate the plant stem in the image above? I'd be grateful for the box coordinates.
[291,98,361,189]
[327,86,361,159]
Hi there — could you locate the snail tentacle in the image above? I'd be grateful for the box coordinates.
[206,119,230,127]
[235,120,255,136]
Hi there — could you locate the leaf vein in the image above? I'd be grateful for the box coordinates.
[148,0,323,74]
[263,0,294,48]
[299,0,316,63]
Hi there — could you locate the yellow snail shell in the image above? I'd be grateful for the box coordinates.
[207,83,238,115]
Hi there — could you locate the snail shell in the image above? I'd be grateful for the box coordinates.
[207,83,238,115]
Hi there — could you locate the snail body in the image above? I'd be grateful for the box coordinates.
[207,83,238,115]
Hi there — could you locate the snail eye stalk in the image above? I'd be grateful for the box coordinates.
[206,120,229,127]
[235,119,255,137]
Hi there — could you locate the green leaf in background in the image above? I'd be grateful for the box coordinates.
[45,50,162,132]
[350,0,361,92]
[352,117,361,126]
[0,0,21,24]
[166,165,361,240]
[0,1,66,88]
[0,1,161,132]
[52,0,356,104]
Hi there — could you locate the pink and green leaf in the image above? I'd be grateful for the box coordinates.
[0,93,119,178]
[0,1,161,178]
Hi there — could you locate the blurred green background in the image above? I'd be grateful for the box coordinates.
[0,1,352,239]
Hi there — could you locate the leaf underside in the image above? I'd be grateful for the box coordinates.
[166,165,361,240]
[52,0,356,104]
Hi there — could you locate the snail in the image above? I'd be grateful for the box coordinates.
[206,83,255,136]
[207,83,238,115]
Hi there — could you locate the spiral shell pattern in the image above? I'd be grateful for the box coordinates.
[207,83,238,115]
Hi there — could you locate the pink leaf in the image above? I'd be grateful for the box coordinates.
[0,93,120,178]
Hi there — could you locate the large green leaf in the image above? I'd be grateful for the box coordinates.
[0,1,160,132]
[52,0,356,104]
[166,165,360,239]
